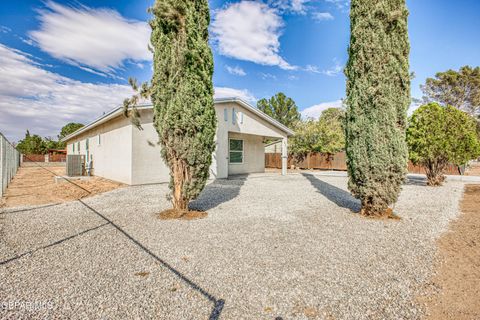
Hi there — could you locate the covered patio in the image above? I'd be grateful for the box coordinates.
[212,98,293,179]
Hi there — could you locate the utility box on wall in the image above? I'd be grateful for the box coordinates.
[66,155,85,176]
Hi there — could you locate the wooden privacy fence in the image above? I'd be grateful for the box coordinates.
[407,161,462,175]
[22,154,67,162]
[49,154,67,162]
[265,152,462,175]
[23,154,46,162]
[265,152,347,171]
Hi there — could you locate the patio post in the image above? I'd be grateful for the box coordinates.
[281,137,287,176]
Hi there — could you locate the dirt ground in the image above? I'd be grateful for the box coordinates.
[421,184,480,319]
[466,161,480,176]
[1,166,124,208]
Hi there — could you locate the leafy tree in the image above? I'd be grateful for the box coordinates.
[257,92,301,128]
[317,108,345,154]
[289,119,321,161]
[16,131,47,154]
[344,0,410,216]
[422,66,480,116]
[125,0,216,214]
[44,137,61,150]
[58,123,84,141]
[407,103,480,186]
[289,108,345,160]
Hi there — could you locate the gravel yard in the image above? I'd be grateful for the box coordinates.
[0,173,465,319]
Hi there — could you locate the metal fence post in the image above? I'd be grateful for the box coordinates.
[0,133,20,198]
[0,137,4,197]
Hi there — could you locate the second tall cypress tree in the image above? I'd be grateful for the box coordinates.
[344,1,410,216]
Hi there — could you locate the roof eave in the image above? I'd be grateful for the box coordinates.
[62,98,294,142]
[215,97,295,136]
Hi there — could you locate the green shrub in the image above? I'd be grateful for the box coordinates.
[407,103,480,186]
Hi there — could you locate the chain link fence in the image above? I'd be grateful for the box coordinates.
[1,133,21,197]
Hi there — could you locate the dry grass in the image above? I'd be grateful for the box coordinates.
[1,166,123,207]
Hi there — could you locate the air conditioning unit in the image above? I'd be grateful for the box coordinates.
[66,155,85,176]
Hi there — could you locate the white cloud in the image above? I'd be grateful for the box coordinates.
[214,87,256,103]
[1,25,11,33]
[20,37,35,46]
[211,1,295,70]
[261,73,277,80]
[269,0,311,14]
[325,0,350,10]
[306,59,343,76]
[28,1,151,75]
[226,65,246,76]
[0,44,257,142]
[301,100,344,119]
[0,43,134,142]
[312,12,334,21]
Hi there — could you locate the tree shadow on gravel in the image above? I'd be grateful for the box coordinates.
[1,199,225,320]
[78,199,225,320]
[189,175,247,211]
[0,222,110,266]
[301,173,361,212]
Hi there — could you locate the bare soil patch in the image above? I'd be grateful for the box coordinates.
[466,161,480,176]
[421,184,480,319]
[158,209,207,220]
[360,207,402,220]
[1,166,123,207]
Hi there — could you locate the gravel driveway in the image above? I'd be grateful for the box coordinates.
[0,173,464,319]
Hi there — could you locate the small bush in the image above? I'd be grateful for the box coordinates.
[407,103,480,186]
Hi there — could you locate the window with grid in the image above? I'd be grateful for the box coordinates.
[229,139,243,164]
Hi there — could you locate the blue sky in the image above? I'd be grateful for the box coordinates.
[1,0,479,142]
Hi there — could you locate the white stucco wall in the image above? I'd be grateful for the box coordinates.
[213,102,287,178]
[131,110,170,185]
[227,132,265,175]
[66,115,133,184]
[65,100,289,185]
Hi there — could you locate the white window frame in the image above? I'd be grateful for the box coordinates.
[228,138,244,164]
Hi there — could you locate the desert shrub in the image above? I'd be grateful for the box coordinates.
[407,103,480,186]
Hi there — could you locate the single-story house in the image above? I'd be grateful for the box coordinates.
[62,98,293,185]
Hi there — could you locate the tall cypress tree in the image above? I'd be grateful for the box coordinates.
[344,0,410,216]
[148,0,216,213]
